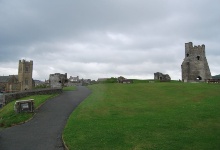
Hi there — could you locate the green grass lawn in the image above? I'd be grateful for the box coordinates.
[0,94,57,128]
[63,83,220,150]
[63,86,77,91]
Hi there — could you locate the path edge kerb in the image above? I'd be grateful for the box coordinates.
[62,134,69,150]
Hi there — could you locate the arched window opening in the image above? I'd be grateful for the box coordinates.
[196,76,202,80]
[186,53,189,57]
[197,56,200,60]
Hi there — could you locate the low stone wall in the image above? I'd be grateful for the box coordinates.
[0,93,3,108]
[3,88,62,105]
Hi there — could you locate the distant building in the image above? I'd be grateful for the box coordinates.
[34,80,44,86]
[69,76,80,83]
[0,75,20,92]
[154,72,171,81]
[0,60,34,92]
[81,79,91,86]
[49,73,68,88]
[120,79,133,84]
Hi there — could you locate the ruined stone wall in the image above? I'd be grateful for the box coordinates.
[181,42,211,82]
[154,72,171,81]
[3,88,62,105]
[49,73,68,88]
[49,75,62,88]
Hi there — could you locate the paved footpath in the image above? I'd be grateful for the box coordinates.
[0,86,91,150]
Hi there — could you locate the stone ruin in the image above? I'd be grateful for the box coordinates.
[181,42,211,82]
[49,73,68,88]
[154,72,171,81]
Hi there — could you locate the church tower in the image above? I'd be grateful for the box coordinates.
[181,42,211,82]
[18,60,33,91]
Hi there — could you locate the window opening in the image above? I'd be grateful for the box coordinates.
[197,56,200,60]
[186,53,189,57]
[25,67,29,72]
[196,76,202,80]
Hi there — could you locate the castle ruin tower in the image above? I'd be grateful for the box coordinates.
[18,60,33,91]
[181,42,211,82]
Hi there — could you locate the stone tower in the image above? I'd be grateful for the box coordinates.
[181,42,211,82]
[18,60,33,90]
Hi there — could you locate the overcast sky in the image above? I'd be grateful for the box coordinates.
[0,0,220,81]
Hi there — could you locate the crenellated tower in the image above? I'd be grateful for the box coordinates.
[18,60,33,90]
[181,42,211,82]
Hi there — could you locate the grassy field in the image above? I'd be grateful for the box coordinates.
[63,86,77,91]
[0,94,57,128]
[63,83,220,150]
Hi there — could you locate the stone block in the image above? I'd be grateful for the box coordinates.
[14,99,34,113]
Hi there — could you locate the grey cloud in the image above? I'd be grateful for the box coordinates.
[0,0,220,80]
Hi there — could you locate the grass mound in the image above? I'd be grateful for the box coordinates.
[63,83,220,150]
